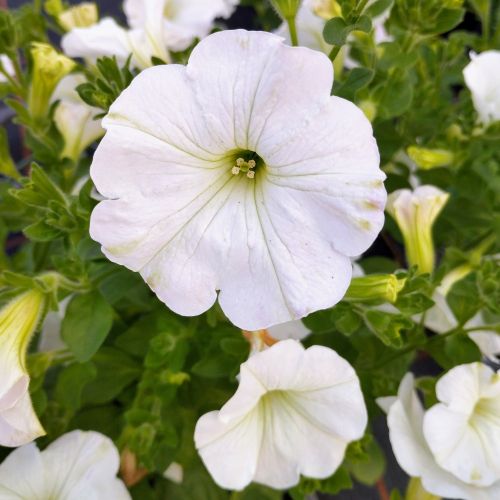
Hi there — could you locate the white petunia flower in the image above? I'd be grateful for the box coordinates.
[378,367,500,500]
[124,0,239,52]
[89,29,386,330]
[0,430,131,499]
[52,74,104,162]
[0,290,46,448]
[463,51,500,126]
[61,0,170,70]
[194,339,367,490]
[386,185,449,274]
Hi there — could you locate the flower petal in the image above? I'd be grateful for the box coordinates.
[267,320,311,340]
[186,29,334,153]
[194,410,262,491]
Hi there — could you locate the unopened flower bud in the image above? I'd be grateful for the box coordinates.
[312,0,342,19]
[58,3,98,31]
[386,186,450,274]
[269,0,301,20]
[28,43,76,121]
[407,146,454,170]
[345,274,407,303]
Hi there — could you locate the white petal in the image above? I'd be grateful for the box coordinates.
[41,430,130,499]
[466,313,500,361]
[195,410,263,491]
[386,373,490,500]
[62,18,132,63]
[267,320,311,340]
[0,443,46,498]
[423,363,500,486]
[0,386,45,447]
[463,50,500,125]
[186,30,334,153]
[421,290,458,334]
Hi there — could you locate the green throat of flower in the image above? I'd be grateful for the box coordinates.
[230,151,264,180]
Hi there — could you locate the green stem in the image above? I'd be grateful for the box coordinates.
[286,15,298,46]
[328,45,341,62]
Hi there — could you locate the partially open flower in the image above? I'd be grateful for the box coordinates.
[378,365,500,500]
[58,2,98,31]
[195,339,367,490]
[52,74,104,162]
[0,290,46,447]
[386,186,449,274]
[0,430,130,498]
[28,43,76,120]
[89,29,386,330]
[62,0,170,70]
[124,0,238,53]
[344,273,406,303]
[463,51,500,126]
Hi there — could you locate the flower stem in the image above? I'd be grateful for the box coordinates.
[328,45,341,62]
[286,16,298,46]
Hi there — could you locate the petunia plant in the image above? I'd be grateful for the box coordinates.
[0,0,499,499]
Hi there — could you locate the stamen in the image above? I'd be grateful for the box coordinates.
[232,157,257,179]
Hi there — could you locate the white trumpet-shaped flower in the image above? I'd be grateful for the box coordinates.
[89,30,386,330]
[463,51,500,125]
[61,0,169,70]
[386,185,449,274]
[0,290,46,447]
[0,430,131,499]
[124,0,238,53]
[378,365,500,500]
[194,339,367,490]
[52,74,104,162]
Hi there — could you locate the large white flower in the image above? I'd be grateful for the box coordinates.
[0,430,130,499]
[52,74,104,162]
[194,339,367,490]
[124,0,238,52]
[89,29,386,330]
[61,0,170,69]
[378,365,500,500]
[463,50,500,125]
[0,290,46,448]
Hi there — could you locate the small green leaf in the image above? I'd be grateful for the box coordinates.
[323,16,372,46]
[55,363,97,412]
[334,67,375,99]
[61,291,114,362]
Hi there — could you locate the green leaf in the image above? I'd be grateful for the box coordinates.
[365,0,393,17]
[23,219,62,241]
[334,67,375,99]
[425,8,464,35]
[323,15,372,46]
[61,291,114,362]
[374,73,414,119]
[55,363,97,412]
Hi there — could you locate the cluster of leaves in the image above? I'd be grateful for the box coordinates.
[0,0,499,499]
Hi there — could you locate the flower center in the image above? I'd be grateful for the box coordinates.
[230,151,263,180]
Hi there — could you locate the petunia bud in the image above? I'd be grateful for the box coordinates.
[386,186,449,274]
[345,274,407,303]
[312,0,342,19]
[407,146,454,170]
[406,478,441,500]
[0,289,47,447]
[269,0,301,20]
[0,128,19,180]
[28,43,76,121]
[58,3,98,31]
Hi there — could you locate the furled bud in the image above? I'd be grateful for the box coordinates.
[386,186,450,274]
[345,274,407,303]
[312,0,342,19]
[269,0,301,20]
[0,289,47,447]
[28,42,76,121]
[58,3,98,31]
[407,146,454,170]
